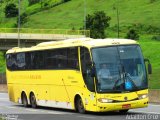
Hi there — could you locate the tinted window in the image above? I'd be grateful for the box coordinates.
[80,47,94,92]
[6,47,79,71]
[31,51,45,69]
[17,53,26,70]
[45,50,57,69]
[68,47,79,69]
[6,54,17,70]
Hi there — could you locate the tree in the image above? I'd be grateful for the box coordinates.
[5,3,18,18]
[85,11,111,39]
[0,0,4,4]
[150,0,157,3]
[17,13,28,25]
[63,0,71,2]
[28,0,40,6]
[126,29,139,40]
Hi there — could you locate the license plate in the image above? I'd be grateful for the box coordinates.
[122,104,131,109]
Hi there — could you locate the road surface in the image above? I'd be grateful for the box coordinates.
[0,93,160,120]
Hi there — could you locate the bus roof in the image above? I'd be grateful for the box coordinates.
[6,38,138,53]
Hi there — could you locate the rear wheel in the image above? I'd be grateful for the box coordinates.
[119,109,129,114]
[30,93,37,108]
[75,96,85,114]
[21,92,28,107]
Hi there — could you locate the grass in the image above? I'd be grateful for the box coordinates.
[1,0,160,30]
[0,52,5,73]
[21,0,159,29]
[0,0,62,28]
[139,39,160,89]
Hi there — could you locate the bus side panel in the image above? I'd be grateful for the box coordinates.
[7,69,96,110]
[7,83,21,103]
[7,84,15,102]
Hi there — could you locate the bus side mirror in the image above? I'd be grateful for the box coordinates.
[144,58,152,74]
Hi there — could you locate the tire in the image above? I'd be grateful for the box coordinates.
[75,96,85,114]
[30,93,37,108]
[21,92,28,107]
[119,109,129,114]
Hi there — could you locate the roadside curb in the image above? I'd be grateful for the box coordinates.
[0,84,7,93]
[149,89,160,104]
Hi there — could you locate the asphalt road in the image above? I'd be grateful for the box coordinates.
[0,93,160,120]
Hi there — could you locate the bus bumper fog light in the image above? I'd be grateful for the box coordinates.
[98,98,113,103]
[138,94,148,99]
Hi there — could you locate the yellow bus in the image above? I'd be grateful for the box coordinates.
[6,38,152,113]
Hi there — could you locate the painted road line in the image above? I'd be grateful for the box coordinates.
[46,111,70,114]
[77,115,95,119]
[2,105,74,114]
[25,108,73,114]
[0,98,9,100]
[3,106,17,109]
[149,104,160,107]
[131,111,160,115]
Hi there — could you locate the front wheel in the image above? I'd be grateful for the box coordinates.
[75,97,85,114]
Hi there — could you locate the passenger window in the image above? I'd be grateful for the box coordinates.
[56,49,68,69]
[45,50,57,69]
[6,54,17,70]
[17,53,26,70]
[6,47,80,70]
[68,47,79,70]
[30,51,45,69]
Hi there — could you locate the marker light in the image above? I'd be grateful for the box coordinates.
[138,94,148,99]
[98,98,113,103]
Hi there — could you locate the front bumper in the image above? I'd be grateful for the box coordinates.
[96,98,148,112]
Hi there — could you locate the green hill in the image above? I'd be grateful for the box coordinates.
[139,40,160,89]
[25,0,160,31]
[0,0,160,31]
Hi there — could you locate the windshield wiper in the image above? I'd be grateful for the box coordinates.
[99,89,124,93]
[113,66,139,91]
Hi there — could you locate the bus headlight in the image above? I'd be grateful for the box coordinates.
[138,94,148,99]
[98,98,113,103]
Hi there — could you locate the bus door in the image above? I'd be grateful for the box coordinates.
[80,47,97,110]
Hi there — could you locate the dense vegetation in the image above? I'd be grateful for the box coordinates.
[0,52,5,73]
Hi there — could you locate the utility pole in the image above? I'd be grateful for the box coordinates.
[116,0,120,38]
[0,0,2,23]
[40,0,43,9]
[84,0,86,35]
[18,0,21,47]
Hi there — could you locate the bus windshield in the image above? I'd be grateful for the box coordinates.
[92,45,147,93]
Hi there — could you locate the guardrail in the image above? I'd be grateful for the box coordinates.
[0,28,90,37]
